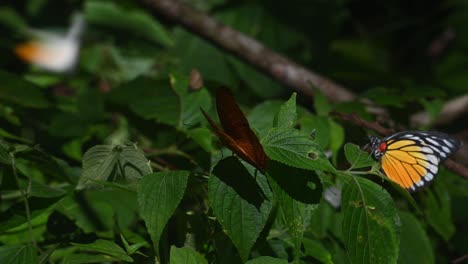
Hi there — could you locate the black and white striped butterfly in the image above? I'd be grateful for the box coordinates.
[368,131,460,192]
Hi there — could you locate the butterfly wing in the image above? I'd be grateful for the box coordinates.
[380,131,460,192]
[215,88,268,172]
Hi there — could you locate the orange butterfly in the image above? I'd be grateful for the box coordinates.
[201,89,269,173]
[369,131,460,192]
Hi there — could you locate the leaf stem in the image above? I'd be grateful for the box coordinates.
[10,152,40,252]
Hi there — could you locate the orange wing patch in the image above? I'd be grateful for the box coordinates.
[382,143,432,191]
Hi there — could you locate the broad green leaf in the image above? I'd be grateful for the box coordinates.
[309,199,336,239]
[262,127,335,172]
[300,115,330,149]
[398,212,434,264]
[344,143,375,169]
[72,239,133,262]
[342,176,400,264]
[267,162,317,260]
[0,70,49,108]
[62,253,115,264]
[78,144,151,189]
[267,160,322,204]
[186,127,212,152]
[314,91,332,116]
[57,189,137,233]
[302,238,333,264]
[208,157,272,262]
[19,179,67,198]
[180,89,212,129]
[422,181,454,240]
[85,1,173,46]
[78,145,117,189]
[138,171,190,252]
[109,77,180,126]
[273,93,297,128]
[245,256,288,264]
[170,246,208,264]
[329,119,345,163]
[248,101,283,138]
[0,244,38,264]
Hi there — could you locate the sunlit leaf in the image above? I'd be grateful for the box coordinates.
[262,127,335,172]
[273,93,297,128]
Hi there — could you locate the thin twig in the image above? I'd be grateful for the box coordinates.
[331,111,468,179]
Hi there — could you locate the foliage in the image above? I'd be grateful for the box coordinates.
[0,0,467,263]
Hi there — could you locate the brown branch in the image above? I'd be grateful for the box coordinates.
[410,94,468,127]
[331,111,468,179]
[142,0,356,103]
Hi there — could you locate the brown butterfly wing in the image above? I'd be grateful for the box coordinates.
[214,88,269,172]
[200,108,260,170]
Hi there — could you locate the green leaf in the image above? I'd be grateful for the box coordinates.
[78,144,152,189]
[170,246,208,264]
[109,77,180,126]
[85,1,173,47]
[0,70,49,108]
[422,182,454,240]
[138,171,190,252]
[72,239,133,262]
[19,179,67,198]
[62,253,115,264]
[186,127,213,152]
[262,127,335,172]
[248,101,283,138]
[273,93,297,128]
[267,162,317,260]
[300,115,330,149]
[398,212,434,264]
[314,90,332,116]
[0,244,38,264]
[208,157,272,262]
[245,256,288,264]
[341,176,400,264]
[180,89,212,129]
[120,234,148,256]
[328,119,345,163]
[344,143,375,169]
[302,238,333,264]
[0,142,11,165]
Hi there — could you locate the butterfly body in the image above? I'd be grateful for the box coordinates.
[369,131,460,192]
